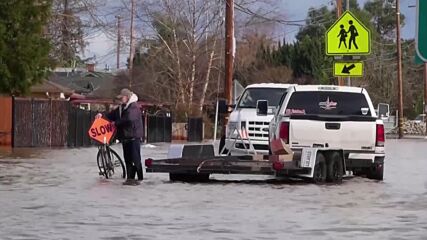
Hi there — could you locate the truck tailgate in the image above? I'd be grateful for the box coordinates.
[289,116,377,151]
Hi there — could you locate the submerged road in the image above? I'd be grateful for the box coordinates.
[0,139,426,239]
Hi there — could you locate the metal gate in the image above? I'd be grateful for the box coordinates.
[187,117,203,142]
[67,107,96,147]
[147,115,172,143]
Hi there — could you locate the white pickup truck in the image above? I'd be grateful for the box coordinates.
[220,83,295,155]
[268,85,386,180]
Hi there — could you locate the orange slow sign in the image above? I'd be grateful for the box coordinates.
[88,118,116,144]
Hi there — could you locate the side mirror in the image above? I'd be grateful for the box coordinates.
[218,100,228,114]
[378,103,390,119]
[257,100,268,116]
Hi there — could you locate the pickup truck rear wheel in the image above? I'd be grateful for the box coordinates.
[169,173,210,182]
[312,153,327,184]
[326,152,343,183]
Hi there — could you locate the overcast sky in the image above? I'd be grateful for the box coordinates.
[85,0,418,70]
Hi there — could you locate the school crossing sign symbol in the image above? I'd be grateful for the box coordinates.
[326,11,371,55]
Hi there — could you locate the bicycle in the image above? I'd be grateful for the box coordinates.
[97,141,126,179]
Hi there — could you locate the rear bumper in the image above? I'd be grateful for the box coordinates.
[346,152,385,168]
[290,147,385,169]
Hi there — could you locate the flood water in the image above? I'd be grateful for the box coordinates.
[1,139,427,240]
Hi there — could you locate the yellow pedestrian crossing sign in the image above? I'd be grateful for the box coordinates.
[326,11,371,55]
[333,62,364,77]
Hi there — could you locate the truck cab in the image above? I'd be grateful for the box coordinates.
[222,83,294,155]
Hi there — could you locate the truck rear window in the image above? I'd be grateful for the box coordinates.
[285,91,371,116]
[238,88,287,109]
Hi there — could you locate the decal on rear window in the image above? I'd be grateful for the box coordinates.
[319,97,337,110]
[285,109,306,115]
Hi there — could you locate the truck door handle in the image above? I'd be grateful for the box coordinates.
[325,123,340,130]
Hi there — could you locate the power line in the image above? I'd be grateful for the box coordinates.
[234,1,335,27]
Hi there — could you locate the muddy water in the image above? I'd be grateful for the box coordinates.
[0,139,427,240]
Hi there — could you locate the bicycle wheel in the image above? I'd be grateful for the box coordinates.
[97,149,103,174]
[108,147,126,179]
[97,147,107,179]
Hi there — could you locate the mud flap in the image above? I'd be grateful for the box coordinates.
[297,148,318,178]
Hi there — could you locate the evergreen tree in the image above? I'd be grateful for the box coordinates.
[0,0,52,95]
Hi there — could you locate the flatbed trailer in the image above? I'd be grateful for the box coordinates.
[145,144,345,184]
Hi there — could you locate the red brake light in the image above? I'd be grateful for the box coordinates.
[145,158,153,168]
[376,124,385,147]
[279,122,290,144]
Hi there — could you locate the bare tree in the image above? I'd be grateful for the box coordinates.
[47,0,120,66]
[110,0,285,118]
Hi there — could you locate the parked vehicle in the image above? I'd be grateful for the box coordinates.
[145,85,388,183]
[268,85,386,180]
[219,83,295,155]
[412,114,426,124]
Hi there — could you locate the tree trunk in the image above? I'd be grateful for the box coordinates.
[199,39,217,114]
[173,29,185,107]
[188,0,197,115]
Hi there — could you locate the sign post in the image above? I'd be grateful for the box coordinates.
[416,0,427,136]
[425,63,427,137]
[416,0,427,61]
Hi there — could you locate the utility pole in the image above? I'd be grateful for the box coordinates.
[346,0,351,86]
[224,0,234,110]
[129,0,135,88]
[396,0,404,139]
[116,15,121,70]
[224,0,234,107]
[336,0,343,86]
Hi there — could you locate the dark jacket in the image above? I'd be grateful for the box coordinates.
[106,102,144,140]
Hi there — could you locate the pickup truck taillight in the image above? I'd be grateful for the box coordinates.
[376,124,385,147]
[279,122,290,144]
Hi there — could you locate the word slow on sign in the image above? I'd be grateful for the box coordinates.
[88,118,116,144]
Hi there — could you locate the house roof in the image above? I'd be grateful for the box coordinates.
[49,71,115,98]
[30,80,74,95]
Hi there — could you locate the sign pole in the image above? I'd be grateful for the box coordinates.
[346,0,351,86]
[416,0,427,62]
[424,62,427,136]
[396,0,404,139]
[336,0,343,86]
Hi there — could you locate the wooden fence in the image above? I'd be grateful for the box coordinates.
[0,97,199,147]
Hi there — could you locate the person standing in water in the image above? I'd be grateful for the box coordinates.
[347,20,359,50]
[337,24,347,49]
[96,89,144,185]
